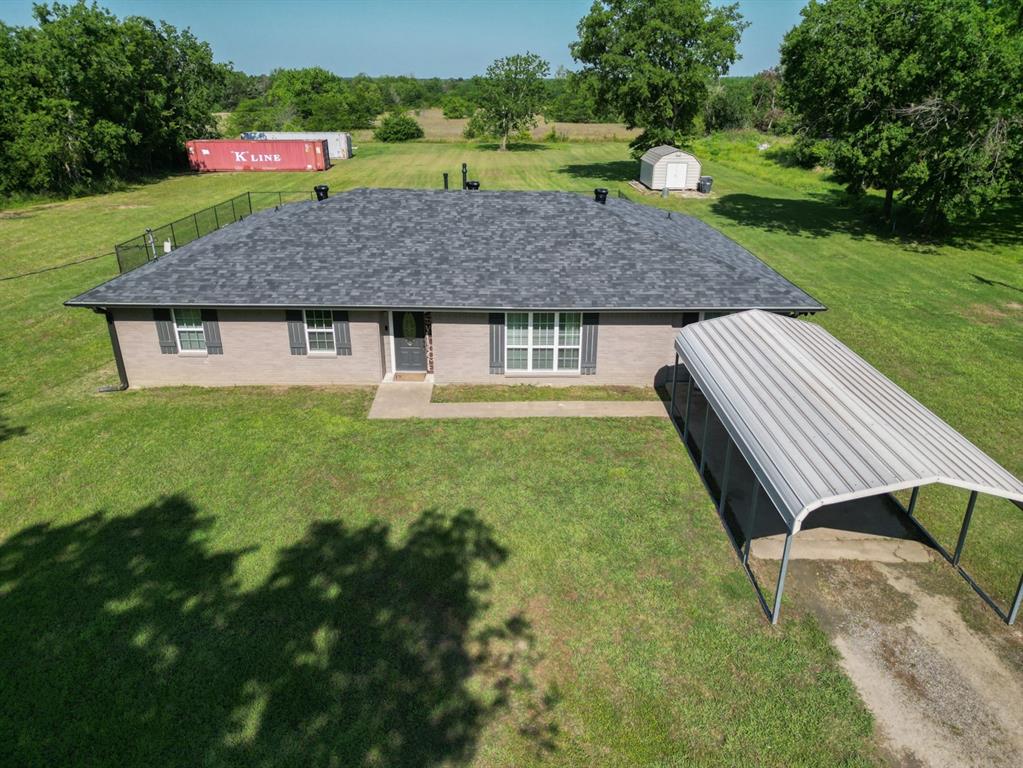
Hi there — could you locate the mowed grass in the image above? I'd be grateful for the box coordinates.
[1,133,1020,766]
[432,384,664,403]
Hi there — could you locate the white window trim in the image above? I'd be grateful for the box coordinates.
[303,309,336,355]
[171,308,206,354]
[505,311,582,374]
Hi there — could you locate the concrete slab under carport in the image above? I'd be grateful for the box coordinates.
[678,378,934,565]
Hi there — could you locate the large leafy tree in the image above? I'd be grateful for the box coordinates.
[781,0,1023,230]
[571,0,747,154]
[0,1,221,196]
[469,53,550,150]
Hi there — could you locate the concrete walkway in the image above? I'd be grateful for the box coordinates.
[368,382,668,420]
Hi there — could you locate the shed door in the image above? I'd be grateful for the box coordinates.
[665,162,687,189]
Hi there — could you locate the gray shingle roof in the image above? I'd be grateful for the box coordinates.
[67,188,825,312]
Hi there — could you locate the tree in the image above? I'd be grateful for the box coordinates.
[702,77,753,133]
[781,0,1023,230]
[751,69,787,133]
[571,0,747,155]
[373,111,424,142]
[0,1,222,196]
[544,67,616,123]
[472,53,550,150]
[442,95,474,119]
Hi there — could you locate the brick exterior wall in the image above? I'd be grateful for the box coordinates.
[112,308,682,388]
[113,308,385,387]
[431,311,682,387]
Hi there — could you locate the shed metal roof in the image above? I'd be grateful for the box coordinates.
[66,189,822,313]
[675,310,1023,533]
[640,145,693,163]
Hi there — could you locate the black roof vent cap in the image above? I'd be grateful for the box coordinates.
[466,180,480,191]
[314,185,329,201]
[594,188,608,204]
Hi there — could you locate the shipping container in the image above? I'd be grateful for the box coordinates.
[240,131,353,159]
[185,139,331,172]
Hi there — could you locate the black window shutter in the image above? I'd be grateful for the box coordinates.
[286,310,307,355]
[201,309,223,354]
[153,308,177,354]
[488,313,505,374]
[332,310,352,356]
[581,312,599,375]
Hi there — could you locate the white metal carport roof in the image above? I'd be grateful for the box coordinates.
[674,310,1023,534]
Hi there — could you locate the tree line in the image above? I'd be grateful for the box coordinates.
[2,0,1020,231]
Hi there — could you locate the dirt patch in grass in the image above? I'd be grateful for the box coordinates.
[785,558,1023,767]
[960,301,1023,325]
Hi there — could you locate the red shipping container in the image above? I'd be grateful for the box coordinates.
[186,139,331,172]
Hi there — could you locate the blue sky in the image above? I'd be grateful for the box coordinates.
[0,0,806,77]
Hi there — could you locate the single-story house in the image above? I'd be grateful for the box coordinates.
[66,188,824,389]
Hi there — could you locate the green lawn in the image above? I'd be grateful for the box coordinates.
[432,384,664,403]
[1,134,1020,767]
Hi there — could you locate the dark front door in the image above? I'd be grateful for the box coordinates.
[394,311,427,371]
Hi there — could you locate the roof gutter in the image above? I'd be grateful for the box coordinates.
[66,301,827,314]
[93,308,129,391]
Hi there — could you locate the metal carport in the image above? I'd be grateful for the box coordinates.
[668,310,1023,624]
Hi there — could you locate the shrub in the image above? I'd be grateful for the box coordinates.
[373,111,424,142]
[441,96,474,119]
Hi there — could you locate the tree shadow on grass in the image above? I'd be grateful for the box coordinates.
[713,190,1023,251]
[710,191,883,241]
[558,160,636,184]
[0,495,557,767]
[0,393,26,443]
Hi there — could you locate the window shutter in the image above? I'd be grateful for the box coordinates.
[332,310,352,356]
[153,308,177,354]
[581,312,599,375]
[201,309,223,354]
[286,310,307,355]
[488,313,505,374]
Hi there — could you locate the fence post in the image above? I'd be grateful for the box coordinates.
[230,197,238,222]
[247,192,253,217]
[213,204,220,230]
[278,191,283,206]
[193,213,200,241]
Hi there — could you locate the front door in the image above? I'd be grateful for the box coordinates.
[394,311,427,371]
[665,162,687,189]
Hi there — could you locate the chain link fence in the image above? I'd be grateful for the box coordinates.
[114,190,314,274]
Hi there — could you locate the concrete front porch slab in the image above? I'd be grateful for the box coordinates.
[368,382,669,420]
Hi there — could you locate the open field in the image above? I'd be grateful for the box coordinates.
[349,107,642,144]
[1,133,1021,766]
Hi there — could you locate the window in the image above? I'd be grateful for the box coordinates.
[304,309,335,352]
[506,312,581,372]
[172,308,206,351]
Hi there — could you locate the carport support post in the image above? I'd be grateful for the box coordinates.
[669,353,679,418]
[682,377,693,441]
[1008,573,1023,625]
[698,400,712,475]
[771,534,793,625]
[953,491,978,566]
[907,486,920,517]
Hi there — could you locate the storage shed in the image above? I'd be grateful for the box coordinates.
[639,145,702,191]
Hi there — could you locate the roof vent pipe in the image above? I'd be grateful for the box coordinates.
[314,185,329,201]
[461,163,468,190]
[443,172,449,190]
[466,181,480,191]
[594,188,608,204]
